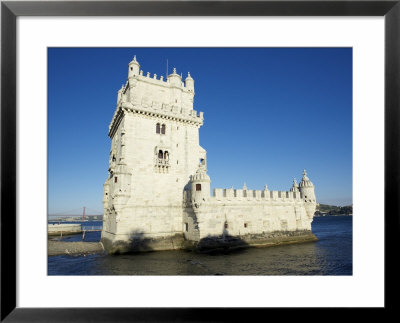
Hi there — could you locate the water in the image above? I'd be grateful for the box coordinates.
[48,216,352,275]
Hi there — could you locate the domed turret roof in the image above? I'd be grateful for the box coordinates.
[191,164,210,182]
[129,55,140,65]
[169,67,181,77]
[185,72,193,80]
[299,170,314,188]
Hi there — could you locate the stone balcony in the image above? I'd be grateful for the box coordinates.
[109,100,204,137]
[155,158,170,167]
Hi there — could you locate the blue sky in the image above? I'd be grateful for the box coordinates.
[48,48,352,215]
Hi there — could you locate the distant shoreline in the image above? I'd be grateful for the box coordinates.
[315,204,352,217]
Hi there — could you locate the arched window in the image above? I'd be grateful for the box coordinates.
[161,124,166,135]
[158,150,163,159]
[196,184,201,191]
[156,123,160,134]
[164,151,169,160]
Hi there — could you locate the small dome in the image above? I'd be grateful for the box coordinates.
[168,67,182,87]
[299,170,314,188]
[169,67,181,77]
[185,72,194,91]
[129,55,140,65]
[191,164,210,182]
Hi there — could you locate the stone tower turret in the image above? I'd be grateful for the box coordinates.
[299,170,316,218]
[112,163,132,213]
[128,55,140,78]
[185,72,194,93]
[290,178,299,192]
[117,84,124,104]
[167,67,182,87]
[190,164,211,207]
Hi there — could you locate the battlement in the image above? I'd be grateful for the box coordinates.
[130,70,192,90]
[212,187,303,202]
[108,59,202,138]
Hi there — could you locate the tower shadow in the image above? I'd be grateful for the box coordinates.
[195,226,250,254]
[109,230,154,255]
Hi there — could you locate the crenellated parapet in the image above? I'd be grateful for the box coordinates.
[211,187,303,203]
[108,56,203,138]
[187,171,316,209]
[126,68,194,91]
[126,56,193,91]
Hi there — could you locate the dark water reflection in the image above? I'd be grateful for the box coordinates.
[48,216,352,275]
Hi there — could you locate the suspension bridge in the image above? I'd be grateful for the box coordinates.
[48,206,104,221]
[48,206,104,241]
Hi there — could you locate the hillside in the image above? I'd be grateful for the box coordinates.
[315,204,352,216]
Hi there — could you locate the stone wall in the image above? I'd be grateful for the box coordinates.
[193,199,312,240]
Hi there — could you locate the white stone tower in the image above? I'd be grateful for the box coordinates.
[101,56,206,253]
[101,55,318,254]
[298,169,316,218]
[190,163,211,207]
[128,55,140,77]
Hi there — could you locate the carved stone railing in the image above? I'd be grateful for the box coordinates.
[155,158,170,166]
[109,100,204,137]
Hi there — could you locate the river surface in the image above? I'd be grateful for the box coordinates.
[48,216,352,275]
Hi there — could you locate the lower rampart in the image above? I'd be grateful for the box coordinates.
[101,231,185,254]
[101,192,316,254]
[101,229,317,254]
[191,230,317,252]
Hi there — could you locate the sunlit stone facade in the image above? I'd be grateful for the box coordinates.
[101,56,317,254]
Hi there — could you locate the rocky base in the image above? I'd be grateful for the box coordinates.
[190,230,317,252]
[101,233,185,255]
[48,241,104,256]
[101,230,317,254]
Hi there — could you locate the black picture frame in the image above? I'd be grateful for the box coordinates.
[1,1,398,321]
